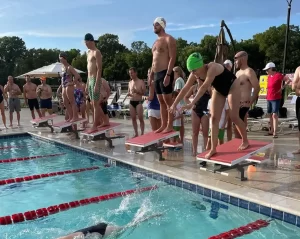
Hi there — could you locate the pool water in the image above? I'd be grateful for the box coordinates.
[0,136,299,239]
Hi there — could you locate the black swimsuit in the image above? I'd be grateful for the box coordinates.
[211,65,236,96]
[130,100,143,109]
[75,223,107,236]
[193,84,210,118]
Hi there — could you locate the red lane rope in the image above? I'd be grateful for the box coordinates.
[0,144,38,150]
[0,166,100,186]
[0,153,65,164]
[0,185,158,225]
[208,219,271,239]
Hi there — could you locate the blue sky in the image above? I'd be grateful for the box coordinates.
[0,0,300,52]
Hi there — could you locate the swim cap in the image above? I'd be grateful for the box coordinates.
[59,52,67,59]
[187,52,204,71]
[154,17,166,29]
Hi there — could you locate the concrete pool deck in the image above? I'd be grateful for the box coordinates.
[1,109,300,217]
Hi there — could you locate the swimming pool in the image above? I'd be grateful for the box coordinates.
[0,135,299,239]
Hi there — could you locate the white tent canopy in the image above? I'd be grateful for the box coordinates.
[16,62,85,79]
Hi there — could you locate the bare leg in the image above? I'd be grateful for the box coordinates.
[62,89,72,121]
[191,111,201,157]
[149,117,157,131]
[180,116,184,143]
[269,115,274,134]
[227,82,249,150]
[9,112,13,127]
[272,113,278,136]
[162,94,174,133]
[0,103,7,128]
[136,104,145,135]
[47,109,53,115]
[201,115,209,150]
[31,110,35,119]
[129,104,138,137]
[293,132,300,154]
[36,109,42,118]
[155,94,167,133]
[66,86,79,122]
[80,103,87,127]
[16,111,20,126]
[205,91,226,159]
[41,108,46,117]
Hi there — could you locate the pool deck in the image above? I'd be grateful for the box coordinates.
[2,109,300,217]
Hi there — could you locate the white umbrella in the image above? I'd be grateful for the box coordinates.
[16,62,85,79]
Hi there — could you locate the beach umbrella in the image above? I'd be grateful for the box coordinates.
[214,20,236,71]
[16,62,85,79]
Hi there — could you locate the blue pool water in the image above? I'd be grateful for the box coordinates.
[0,136,299,239]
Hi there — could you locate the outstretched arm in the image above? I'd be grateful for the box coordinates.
[172,73,197,107]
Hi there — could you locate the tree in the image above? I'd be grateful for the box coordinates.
[66,49,81,63]
[254,24,300,72]
[0,36,26,85]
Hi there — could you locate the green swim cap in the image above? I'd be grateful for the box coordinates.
[187,52,204,71]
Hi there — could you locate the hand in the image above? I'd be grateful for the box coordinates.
[163,75,170,87]
[168,104,176,114]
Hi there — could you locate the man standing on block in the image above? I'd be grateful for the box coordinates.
[84,33,108,133]
[150,17,177,133]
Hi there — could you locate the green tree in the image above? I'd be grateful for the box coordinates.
[254,24,300,72]
[0,36,26,85]
[66,49,81,63]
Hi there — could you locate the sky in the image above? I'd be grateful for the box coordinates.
[0,0,300,52]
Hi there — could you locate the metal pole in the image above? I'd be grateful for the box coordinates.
[280,0,292,109]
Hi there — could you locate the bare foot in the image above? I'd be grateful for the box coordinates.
[9,124,12,127]
[238,141,249,151]
[205,149,216,159]
[97,122,110,129]
[295,165,300,169]
[192,152,197,157]
[86,127,98,134]
[162,126,174,133]
[155,126,165,133]
[70,118,79,123]
[132,134,138,138]
[292,149,300,154]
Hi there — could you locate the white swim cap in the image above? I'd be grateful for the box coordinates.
[224,60,233,67]
[154,17,166,29]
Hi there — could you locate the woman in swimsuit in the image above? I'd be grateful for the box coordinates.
[59,52,81,122]
[184,79,211,156]
[0,85,7,129]
[74,78,87,127]
[57,213,162,239]
[171,52,249,159]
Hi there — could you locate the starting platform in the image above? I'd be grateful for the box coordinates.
[197,139,272,181]
[30,114,58,132]
[52,118,87,139]
[125,131,179,161]
[81,122,123,148]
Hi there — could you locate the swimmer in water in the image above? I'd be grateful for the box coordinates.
[57,213,162,239]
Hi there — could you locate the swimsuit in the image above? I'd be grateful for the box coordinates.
[40,98,52,109]
[210,65,236,97]
[88,77,102,101]
[239,101,250,121]
[0,88,3,104]
[60,66,72,88]
[130,100,143,109]
[193,84,210,118]
[28,98,39,111]
[74,88,84,110]
[74,223,107,236]
[154,69,174,95]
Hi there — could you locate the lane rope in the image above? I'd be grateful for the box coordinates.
[208,219,271,239]
[0,185,158,225]
[0,166,101,186]
[0,144,38,150]
[0,153,66,164]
